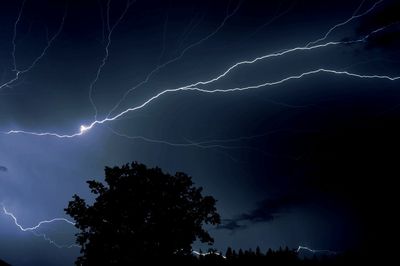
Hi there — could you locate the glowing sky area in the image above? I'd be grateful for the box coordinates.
[0,0,399,265]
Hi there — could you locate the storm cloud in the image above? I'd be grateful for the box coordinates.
[219,193,307,231]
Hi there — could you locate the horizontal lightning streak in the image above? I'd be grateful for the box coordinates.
[2,205,75,231]
[185,128,308,145]
[183,19,396,90]
[110,128,260,162]
[110,127,269,151]
[2,3,397,139]
[5,67,399,138]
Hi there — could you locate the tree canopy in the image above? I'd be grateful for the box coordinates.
[65,161,220,265]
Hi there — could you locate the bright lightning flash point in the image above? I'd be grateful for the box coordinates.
[80,125,90,134]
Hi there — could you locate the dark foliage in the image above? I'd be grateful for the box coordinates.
[65,161,220,265]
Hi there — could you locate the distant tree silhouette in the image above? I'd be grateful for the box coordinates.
[255,246,261,256]
[65,161,220,265]
[213,246,360,265]
[226,246,233,258]
[266,247,273,256]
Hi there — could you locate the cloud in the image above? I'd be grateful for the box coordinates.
[217,219,246,231]
[0,165,8,172]
[218,194,306,231]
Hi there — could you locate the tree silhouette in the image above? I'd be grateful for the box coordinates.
[226,247,233,258]
[65,161,220,265]
[255,246,261,256]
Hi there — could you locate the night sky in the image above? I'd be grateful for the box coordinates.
[1,0,399,265]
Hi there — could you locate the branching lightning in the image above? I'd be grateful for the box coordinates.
[105,0,242,118]
[1,205,75,231]
[5,65,399,138]
[0,2,67,91]
[1,204,78,249]
[88,0,134,119]
[11,0,27,72]
[305,0,383,47]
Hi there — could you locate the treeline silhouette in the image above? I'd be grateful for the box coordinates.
[133,247,359,265]
[0,249,359,266]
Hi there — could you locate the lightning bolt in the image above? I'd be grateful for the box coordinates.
[184,128,315,161]
[105,0,242,118]
[0,1,67,91]
[1,204,78,249]
[305,0,383,47]
[5,66,399,138]
[88,0,134,119]
[31,231,80,249]
[249,0,295,38]
[109,126,274,152]
[109,127,270,163]
[296,245,337,255]
[11,0,27,72]
[1,205,75,231]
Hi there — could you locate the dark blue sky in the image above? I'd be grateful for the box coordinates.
[0,0,399,265]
